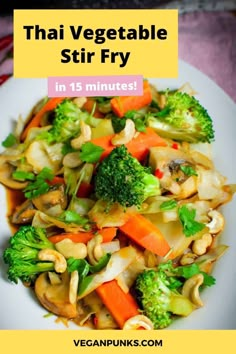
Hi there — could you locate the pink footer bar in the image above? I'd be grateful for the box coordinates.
[47,75,143,97]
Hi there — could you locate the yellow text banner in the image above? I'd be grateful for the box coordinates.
[0,330,235,354]
[14,9,178,78]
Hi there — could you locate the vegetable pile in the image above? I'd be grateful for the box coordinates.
[0,80,235,330]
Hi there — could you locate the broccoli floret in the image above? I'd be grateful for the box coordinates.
[94,145,160,208]
[3,226,55,284]
[134,262,196,329]
[41,99,102,144]
[147,91,214,143]
[43,100,82,143]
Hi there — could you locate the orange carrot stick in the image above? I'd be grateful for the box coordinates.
[91,127,166,161]
[21,97,65,141]
[126,127,167,161]
[96,279,140,329]
[110,80,152,118]
[119,213,171,257]
[48,227,117,244]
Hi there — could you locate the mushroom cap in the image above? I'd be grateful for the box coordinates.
[35,271,78,319]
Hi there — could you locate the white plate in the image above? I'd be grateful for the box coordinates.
[0,60,236,330]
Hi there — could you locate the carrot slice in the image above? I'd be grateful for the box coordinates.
[110,80,152,118]
[48,227,117,244]
[91,127,166,161]
[126,127,167,161]
[119,213,171,257]
[96,279,139,328]
[20,97,65,141]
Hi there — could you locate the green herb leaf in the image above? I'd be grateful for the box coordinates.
[124,110,146,132]
[61,142,77,155]
[80,142,104,163]
[23,167,54,199]
[12,171,35,182]
[160,199,178,211]
[67,258,90,278]
[78,274,94,296]
[150,100,160,109]
[134,118,146,132]
[89,253,111,273]
[2,133,17,147]
[201,272,216,287]
[178,205,205,237]
[180,165,198,176]
[112,111,146,134]
[175,263,200,279]
[59,210,89,226]
[111,116,126,133]
[68,253,111,296]
[175,264,216,287]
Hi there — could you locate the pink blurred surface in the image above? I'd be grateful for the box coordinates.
[0,11,235,102]
[179,11,236,102]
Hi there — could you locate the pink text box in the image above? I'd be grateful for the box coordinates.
[47,75,143,97]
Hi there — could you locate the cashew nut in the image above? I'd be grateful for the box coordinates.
[55,238,87,259]
[123,315,154,330]
[192,233,212,256]
[63,152,83,168]
[71,121,92,149]
[180,252,197,266]
[206,210,224,234]
[69,270,79,304]
[111,119,136,145]
[87,234,104,265]
[38,249,67,273]
[182,273,204,307]
[73,97,87,108]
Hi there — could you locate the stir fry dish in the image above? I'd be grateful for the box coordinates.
[1,80,235,330]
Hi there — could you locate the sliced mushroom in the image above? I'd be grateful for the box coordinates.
[0,160,27,189]
[149,147,195,195]
[11,199,36,224]
[32,184,67,215]
[63,152,83,168]
[35,271,78,318]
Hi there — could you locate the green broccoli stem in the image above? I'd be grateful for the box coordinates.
[8,261,55,284]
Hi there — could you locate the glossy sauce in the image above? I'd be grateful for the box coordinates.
[6,188,26,233]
